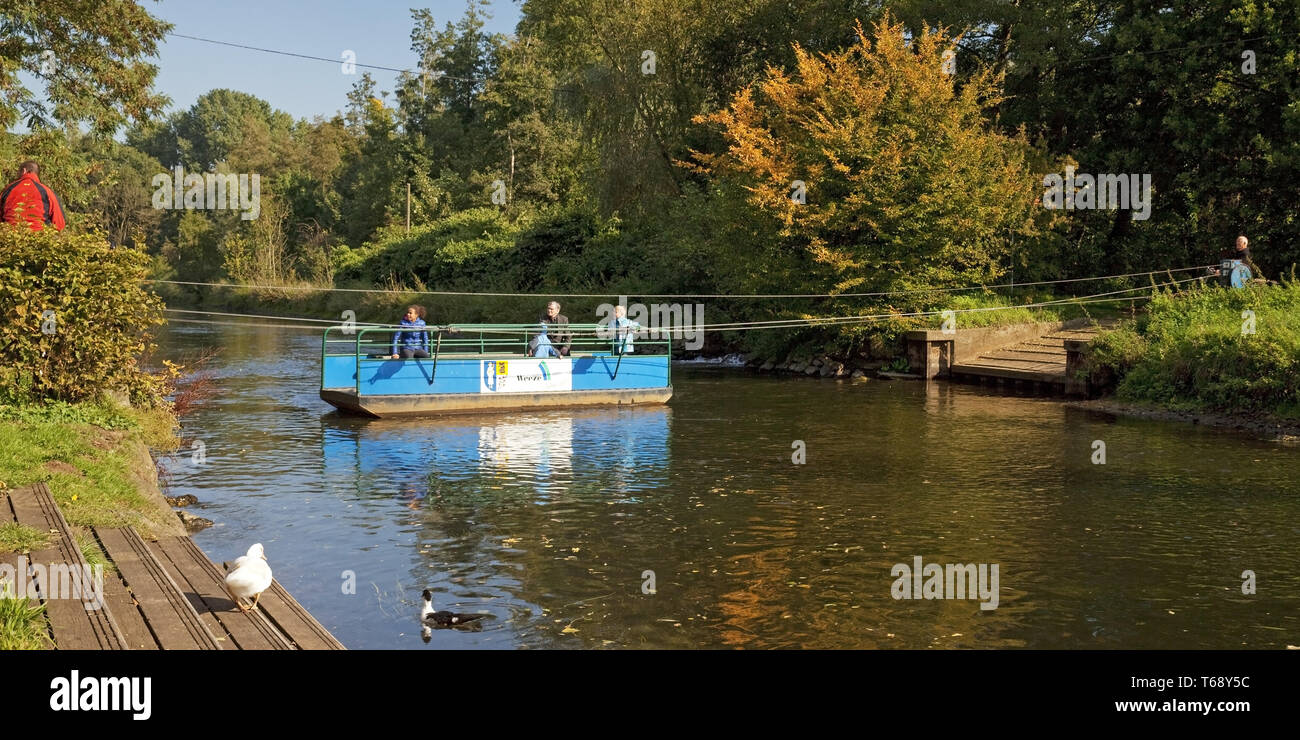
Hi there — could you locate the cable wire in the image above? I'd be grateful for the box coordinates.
[161,274,1205,334]
[146,266,1212,301]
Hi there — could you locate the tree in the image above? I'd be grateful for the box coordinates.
[131,88,294,172]
[80,140,165,249]
[0,0,170,134]
[688,15,1043,297]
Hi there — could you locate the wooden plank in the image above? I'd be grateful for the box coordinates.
[1005,345,1068,356]
[1042,332,1100,341]
[145,537,243,646]
[969,356,1066,371]
[94,527,220,650]
[10,485,126,650]
[98,567,159,650]
[221,562,345,650]
[148,537,292,650]
[26,548,115,649]
[1017,344,1068,352]
[982,350,1067,363]
[1,494,52,647]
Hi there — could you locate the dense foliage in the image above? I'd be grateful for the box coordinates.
[1087,277,1300,417]
[0,227,168,406]
[1,0,1296,363]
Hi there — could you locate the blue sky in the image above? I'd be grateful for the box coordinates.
[147,0,523,121]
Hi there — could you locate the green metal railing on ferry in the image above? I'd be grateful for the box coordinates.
[321,323,672,391]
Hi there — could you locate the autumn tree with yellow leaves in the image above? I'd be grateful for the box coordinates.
[687,15,1043,299]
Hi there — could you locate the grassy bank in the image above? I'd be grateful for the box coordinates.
[0,400,181,537]
[0,581,50,650]
[0,523,50,650]
[1086,278,1300,419]
[0,400,180,649]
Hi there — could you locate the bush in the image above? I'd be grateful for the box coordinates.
[0,227,168,407]
[331,208,521,290]
[1085,326,1148,390]
[1087,280,1300,416]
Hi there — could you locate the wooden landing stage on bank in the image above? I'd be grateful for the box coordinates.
[907,319,1115,395]
[1,483,343,650]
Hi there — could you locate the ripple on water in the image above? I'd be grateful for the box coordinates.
[163,326,1300,648]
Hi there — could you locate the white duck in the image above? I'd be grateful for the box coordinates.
[224,543,272,612]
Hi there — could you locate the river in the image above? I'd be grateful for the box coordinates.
[156,323,1300,649]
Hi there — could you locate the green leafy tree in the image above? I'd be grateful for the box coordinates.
[0,0,170,134]
[689,16,1042,298]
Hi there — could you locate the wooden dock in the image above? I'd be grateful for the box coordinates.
[906,319,1114,394]
[1,483,343,650]
[949,325,1105,390]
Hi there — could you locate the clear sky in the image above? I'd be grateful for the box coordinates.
[147,0,523,122]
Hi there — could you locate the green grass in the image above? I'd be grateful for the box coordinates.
[0,400,139,430]
[0,580,51,650]
[0,401,180,538]
[929,291,1063,329]
[1087,280,1300,418]
[75,531,116,575]
[0,522,50,553]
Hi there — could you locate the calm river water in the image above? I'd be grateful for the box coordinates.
[158,323,1300,649]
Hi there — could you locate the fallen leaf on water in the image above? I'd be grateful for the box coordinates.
[561,625,579,634]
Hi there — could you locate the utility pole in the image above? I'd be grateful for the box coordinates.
[406,181,411,234]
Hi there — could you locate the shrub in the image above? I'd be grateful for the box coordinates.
[1087,280,1300,416]
[0,227,168,407]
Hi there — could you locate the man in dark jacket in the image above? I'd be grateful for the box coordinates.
[1,161,66,232]
[539,301,571,356]
[1226,235,1263,280]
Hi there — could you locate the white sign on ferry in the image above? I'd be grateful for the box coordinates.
[480,358,572,393]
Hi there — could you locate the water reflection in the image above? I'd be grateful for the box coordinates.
[156,325,1300,649]
[322,407,670,505]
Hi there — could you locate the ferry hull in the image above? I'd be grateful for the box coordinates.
[321,386,673,418]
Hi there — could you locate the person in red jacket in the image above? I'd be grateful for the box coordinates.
[1,161,66,231]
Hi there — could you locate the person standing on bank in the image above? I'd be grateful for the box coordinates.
[1229,235,1263,280]
[539,301,571,356]
[1,161,65,232]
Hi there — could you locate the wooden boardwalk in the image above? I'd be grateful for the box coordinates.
[1,483,343,650]
[1,483,126,649]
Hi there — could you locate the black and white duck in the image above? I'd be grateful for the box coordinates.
[420,589,489,629]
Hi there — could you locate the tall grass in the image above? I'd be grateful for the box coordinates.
[1088,278,1300,417]
[0,580,51,650]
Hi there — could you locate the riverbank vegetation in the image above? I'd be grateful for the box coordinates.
[0,525,52,650]
[2,2,1296,393]
[1086,278,1300,419]
[0,580,51,650]
[0,227,185,554]
[4,4,1296,359]
[0,400,181,537]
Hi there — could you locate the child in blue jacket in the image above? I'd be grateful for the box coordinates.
[390,305,431,359]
